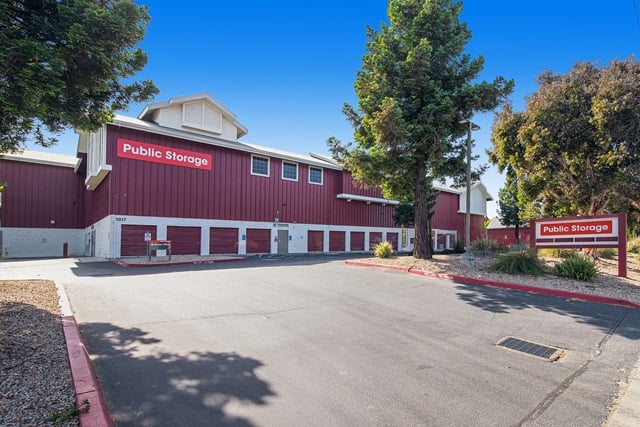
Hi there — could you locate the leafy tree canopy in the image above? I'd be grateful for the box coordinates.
[328,0,513,259]
[490,57,640,219]
[0,0,159,151]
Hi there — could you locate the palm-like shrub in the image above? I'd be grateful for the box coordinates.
[488,250,545,275]
[554,255,599,281]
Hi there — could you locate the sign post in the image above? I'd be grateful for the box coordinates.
[530,213,627,277]
[144,232,152,262]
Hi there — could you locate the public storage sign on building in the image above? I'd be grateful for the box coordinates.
[117,138,212,170]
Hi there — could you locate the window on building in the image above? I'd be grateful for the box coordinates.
[309,166,323,185]
[282,161,298,181]
[251,155,270,177]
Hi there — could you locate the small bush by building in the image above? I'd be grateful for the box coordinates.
[470,238,506,256]
[553,255,599,281]
[374,241,394,258]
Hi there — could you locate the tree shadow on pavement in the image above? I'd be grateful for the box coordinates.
[453,281,640,340]
[80,322,275,426]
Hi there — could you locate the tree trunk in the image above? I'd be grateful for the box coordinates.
[514,223,520,244]
[413,164,433,259]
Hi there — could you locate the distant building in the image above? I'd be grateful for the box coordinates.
[0,93,492,258]
[486,217,531,246]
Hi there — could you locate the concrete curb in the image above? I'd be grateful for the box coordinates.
[62,316,114,427]
[112,256,246,268]
[56,283,113,426]
[344,260,640,309]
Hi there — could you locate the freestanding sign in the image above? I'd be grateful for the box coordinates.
[530,213,627,277]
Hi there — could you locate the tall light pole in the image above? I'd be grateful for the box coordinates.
[459,119,480,250]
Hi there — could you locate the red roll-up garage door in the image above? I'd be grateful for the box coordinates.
[246,228,270,254]
[167,226,201,255]
[369,232,382,250]
[350,231,365,251]
[329,231,345,252]
[308,230,324,252]
[121,225,157,256]
[387,232,399,250]
[210,227,239,254]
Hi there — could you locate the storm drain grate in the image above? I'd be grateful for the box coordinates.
[496,336,564,361]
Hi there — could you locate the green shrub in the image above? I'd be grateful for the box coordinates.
[553,255,599,281]
[597,248,617,259]
[627,237,640,254]
[373,241,393,258]
[488,250,545,275]
[470,238,506,255]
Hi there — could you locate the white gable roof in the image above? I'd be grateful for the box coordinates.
[138,93,248,139]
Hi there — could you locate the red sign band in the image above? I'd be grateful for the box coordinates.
[539,220,614,237]
[117,139,212,170]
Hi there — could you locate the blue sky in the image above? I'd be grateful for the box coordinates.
[35,0,640,218]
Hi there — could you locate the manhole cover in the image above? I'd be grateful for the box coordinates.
[496,336,565,361]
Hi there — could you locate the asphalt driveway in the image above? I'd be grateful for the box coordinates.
[4,256,639,426]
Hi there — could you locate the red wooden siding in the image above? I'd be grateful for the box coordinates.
[308,230,324,252]
[387,232,399,250]
[246,228,270,254]
[105,127,395,228]
[0,159,85,228]
[329,231,345,252]
[121,225,156,256]
[350,232,365,251]
[210,227,239,254]
[369,232,382,250]
[167,226,201,255]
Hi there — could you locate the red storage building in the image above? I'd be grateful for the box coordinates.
[0,93,492,258]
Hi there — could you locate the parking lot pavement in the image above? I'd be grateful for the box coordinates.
[2,256,639,426]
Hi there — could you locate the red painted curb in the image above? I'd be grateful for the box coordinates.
[62,315,114,427]
[112,256,246,268]
[346,260,640,309]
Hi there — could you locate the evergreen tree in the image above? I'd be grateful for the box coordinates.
[328,0,513,259]
[0,0,159,151]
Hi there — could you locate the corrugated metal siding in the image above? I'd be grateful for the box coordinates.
[350,232,365,251]
[246,228,270,254]
[167,226,201,255]
[329,231,345,251]
[487,227,530,246]
[210,227,239,254]
[106,127,395,227]
[431,191,489,243]
[340,173,384,198]
[85,174,111,226]
[308,230,324,252]
[0,159,85,228]
[121,225,156,256]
